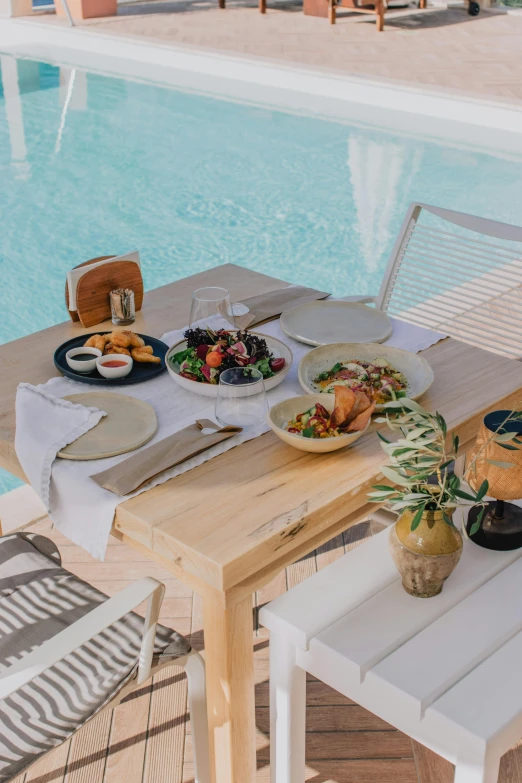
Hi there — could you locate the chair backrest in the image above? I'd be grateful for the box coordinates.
[377,203,522,360]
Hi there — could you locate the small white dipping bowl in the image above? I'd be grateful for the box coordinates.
[267,393,371,453]
[96,354,133,380]
[66,347,102,374]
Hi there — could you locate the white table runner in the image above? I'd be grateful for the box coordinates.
[15,318,445,560]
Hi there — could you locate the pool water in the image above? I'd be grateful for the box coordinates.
[1,54,522,494]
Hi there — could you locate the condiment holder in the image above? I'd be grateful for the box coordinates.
[65,252,144,328]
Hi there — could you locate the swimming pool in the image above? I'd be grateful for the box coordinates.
[1,53,522,494]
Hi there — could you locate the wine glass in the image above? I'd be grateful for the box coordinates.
[215,368,268,430]
[189,287,235,331]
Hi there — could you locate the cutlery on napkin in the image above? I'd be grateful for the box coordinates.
[234,285,331,329]
[90,419,243,495]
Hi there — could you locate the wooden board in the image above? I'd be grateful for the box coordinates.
[66,259,144,328]
[57,392,157,460]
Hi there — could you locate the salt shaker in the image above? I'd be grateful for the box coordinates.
[110,289,135,326]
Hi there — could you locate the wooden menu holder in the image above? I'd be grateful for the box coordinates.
[65,256,144,328]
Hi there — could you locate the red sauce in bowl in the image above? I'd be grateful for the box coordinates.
[102,360,128,368]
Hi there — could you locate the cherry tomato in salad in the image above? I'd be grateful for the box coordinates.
[270,357,286,373]
[206,352,223,368]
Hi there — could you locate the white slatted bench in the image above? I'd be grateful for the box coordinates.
[259,529,522,783]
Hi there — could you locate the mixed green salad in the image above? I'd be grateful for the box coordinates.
[170,328,286,385]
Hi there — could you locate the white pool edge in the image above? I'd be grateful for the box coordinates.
[1,17,522,153]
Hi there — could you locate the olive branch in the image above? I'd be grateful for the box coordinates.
[369,398,522,535]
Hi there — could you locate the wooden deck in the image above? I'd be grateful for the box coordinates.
[14,517,522,783]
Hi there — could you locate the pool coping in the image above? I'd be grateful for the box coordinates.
[1,17,522,153]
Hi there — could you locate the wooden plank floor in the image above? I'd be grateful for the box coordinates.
[15,517,522,783]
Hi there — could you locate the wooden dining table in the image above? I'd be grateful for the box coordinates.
[1,263,522,783]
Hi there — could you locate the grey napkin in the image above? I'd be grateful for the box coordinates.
[90,419,242,496]
[235,285,330,329]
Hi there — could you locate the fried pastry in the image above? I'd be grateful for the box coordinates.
[84,334,107,353]
[122,331,145,348]
[131,349,161,364]
[105,344,131,357]
[110,331,133,349]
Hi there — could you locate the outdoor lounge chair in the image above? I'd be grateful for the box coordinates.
[0,532,209,783]
[344,202,522,361]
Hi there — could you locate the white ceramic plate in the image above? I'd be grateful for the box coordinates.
[298,343,434,411]
[166,331,293,397]
[267,393,370,453]
[280,301,392,347]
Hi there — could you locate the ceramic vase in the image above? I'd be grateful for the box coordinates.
[389,506,463,598]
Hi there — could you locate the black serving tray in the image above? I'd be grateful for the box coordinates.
[54,332,168,386]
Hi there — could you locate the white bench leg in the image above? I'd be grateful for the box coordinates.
[184,650,210,783]
[269,634,306,783]
[454,748,500,783]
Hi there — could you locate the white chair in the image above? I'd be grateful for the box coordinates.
[261,528,522,783]
[0,532,209,783]
[344,203,522,360]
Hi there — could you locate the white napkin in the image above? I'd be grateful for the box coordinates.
[15,383,105,508]
[14,316,444,561]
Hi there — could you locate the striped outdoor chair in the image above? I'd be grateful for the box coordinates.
[0,533,209,783]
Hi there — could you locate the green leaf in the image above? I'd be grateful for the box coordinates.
[498,443,519,451]
[453,488,477,502]
[379,465,416,488]
[453,434,460,454]
[436,413,447,438]
[469,506,486,536]
[442,512,455,528]
[493,431,518,443]
[410,504,426,531]
[371,485,398,492]
[377,431,391,444]
[476,479,489,502]
[485,459,515,469]
[439,460,454,471]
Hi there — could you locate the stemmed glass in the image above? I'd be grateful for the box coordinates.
[189,287,235,331]
[215,368,268,430]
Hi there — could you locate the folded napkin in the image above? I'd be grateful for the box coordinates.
[15,383,106,508]
[91,419,242,495]
[235,285,330,329]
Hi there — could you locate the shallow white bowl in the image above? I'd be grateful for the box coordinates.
[267,393,370,453]
[166,331,293,397]
[66,347,102,374]
[298,343,434,411]
[96,354,133,379]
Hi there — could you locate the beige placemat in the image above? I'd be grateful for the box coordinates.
[91,419,242,495]
[235,285,330,329]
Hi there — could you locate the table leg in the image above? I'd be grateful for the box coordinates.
[375,0,384,30]
[202,590,256,783]
[269,634,306,783]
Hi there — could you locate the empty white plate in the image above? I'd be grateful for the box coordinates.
[280,301,392,347]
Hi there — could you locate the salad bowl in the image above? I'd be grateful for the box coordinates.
[267,394,370,453]
[166,330,293,397]
[298,343,434,411]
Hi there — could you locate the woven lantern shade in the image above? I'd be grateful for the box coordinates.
[466,410,522,551]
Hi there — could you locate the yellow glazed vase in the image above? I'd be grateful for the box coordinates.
[389,506,463,598]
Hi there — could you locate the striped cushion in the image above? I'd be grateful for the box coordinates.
[0,534,190,781]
